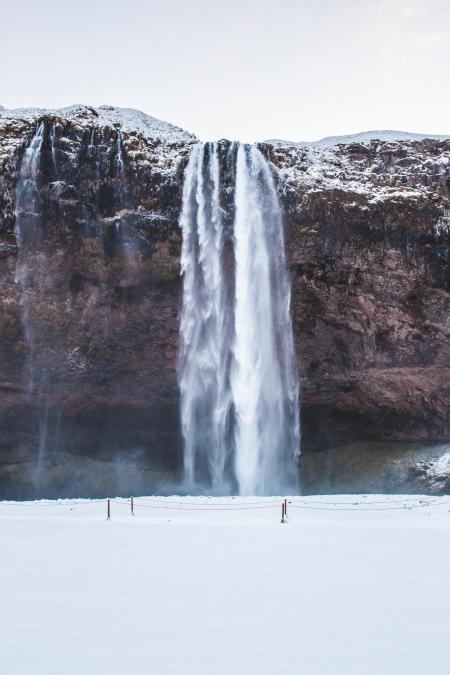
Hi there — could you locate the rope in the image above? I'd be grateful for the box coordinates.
[133,502,278,511]
[1,496,448,513]
[132,498,280,506]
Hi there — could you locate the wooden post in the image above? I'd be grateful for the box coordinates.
[284,498,287,518]
[131,496,134,516]
[107,498,111,521]
[281,501,285,523]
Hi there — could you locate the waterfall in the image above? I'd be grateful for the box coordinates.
[231,145,300,494]
[112,129,139,280]
[179,142,300,495]
[14,122,132,492]
[15,122,49,487]
[15,121,46,394]
[114,129,126,230]
[179,143,233,492]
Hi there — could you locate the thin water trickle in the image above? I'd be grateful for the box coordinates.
[13,121,137,493]
[15,121,50,487]
[15,121,46,394]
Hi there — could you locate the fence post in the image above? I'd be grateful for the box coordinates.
[281,501,286,524]
[131,496,134,516]
[284,498,287,518]
[107,498,111,521]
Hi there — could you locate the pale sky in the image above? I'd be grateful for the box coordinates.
[2,0,449,142]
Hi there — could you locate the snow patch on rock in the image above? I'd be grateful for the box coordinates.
[0,104,197,144]
[415,451,450,492]
[267,129,450,148]
[266,135,450,207]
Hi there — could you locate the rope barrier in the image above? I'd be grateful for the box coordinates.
[115,497,281,506]
[133,502,279,511]
[0,496,449,514]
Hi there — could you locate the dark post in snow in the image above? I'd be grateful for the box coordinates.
[107,498,111,521]
[131,496,134,516]
[284,498,287,518]
[281,501,286,524]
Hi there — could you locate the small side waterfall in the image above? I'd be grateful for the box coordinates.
[15,121,49,485]
[179,142,300,495]
[14,121,131,492]
[14,121,46,393]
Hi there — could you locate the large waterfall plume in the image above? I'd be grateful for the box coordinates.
[179,142,300,495]
[179,143,234,492]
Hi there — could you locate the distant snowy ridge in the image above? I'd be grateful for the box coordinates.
[0,104,197,144]
[266,129,450,148]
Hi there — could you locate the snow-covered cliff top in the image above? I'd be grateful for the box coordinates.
[0,104,197,144]
[267,130,450,148]
[268,134,450,208]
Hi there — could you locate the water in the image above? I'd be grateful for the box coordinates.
[179,143,233,492]
[231,144,300,494]
[110,128,138,279]
[15,121,46,394]
[114,129,126,233]
[14,122,130,490]
[179,142,300,495]
[15,122,48,485]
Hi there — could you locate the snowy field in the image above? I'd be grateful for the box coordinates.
[1,495,449,675]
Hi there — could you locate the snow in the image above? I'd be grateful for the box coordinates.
[267,129,450,148]
[268,135,450,208]
[427,452,450,477]
[1,495,450,675]
[416,453,450,491]
[0,104,197,144]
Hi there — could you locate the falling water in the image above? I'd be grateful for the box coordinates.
[15,121,46,394]
[179,142,300,495]
[179,143,233,492]
[231,145,300,494]
[111,128,136,272]
[14,121,134,494]
[114,129,126,232]
[15,122,49,486]
[116,129,125,178]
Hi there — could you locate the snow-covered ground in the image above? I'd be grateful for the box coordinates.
[1,495,449,675]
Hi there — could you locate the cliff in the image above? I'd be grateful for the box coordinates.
[268,137,450,452]
[0,105,448,497]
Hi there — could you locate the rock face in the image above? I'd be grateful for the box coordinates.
[0,105,195,497]
[0,106,449,497]
[268,139,450,455]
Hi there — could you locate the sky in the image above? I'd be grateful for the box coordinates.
[1,0,450,142]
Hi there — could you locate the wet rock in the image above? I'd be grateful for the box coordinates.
[411,452,450,494]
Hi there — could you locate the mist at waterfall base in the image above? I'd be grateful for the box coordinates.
[179,142,300,496]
